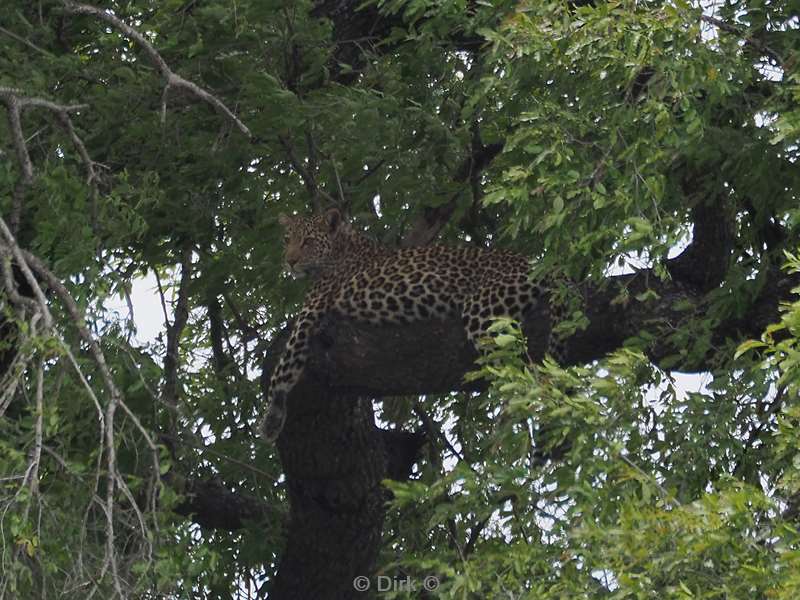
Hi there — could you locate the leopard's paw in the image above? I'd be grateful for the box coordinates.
[260,391,287,443]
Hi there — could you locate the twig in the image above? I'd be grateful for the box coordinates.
[0,87,92,233]
[102,399,124,598]
[15,247,120,402]
[54,111,103,186]
[0,25,54,58]
[0,222,125,595]
[153,269,171,328]
[62,1,252,139]
[160,433,279,481]
[402,134,504,247]
[0,344,34,418]
[0,231,163,597]
[618,453,678,507]
[122,283,135,341]
[278,135,336,210]
[0,223,122,594]
[221,290,259,341]
[23,360,45,498]
[413,401,469,468]
[0,254,40,417]
[700,15,787,72]
[1,253,36,315]
[733,386,786,478]
[0,221,52,328]
[330,152,347,207]
[0,285,40,414]
[352,159,386,187]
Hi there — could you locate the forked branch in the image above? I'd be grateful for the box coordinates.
[62,1,252,140]
[0,87,97,231]
[0,217,162,596]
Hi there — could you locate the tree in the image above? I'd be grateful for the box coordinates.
[0,0,798,598]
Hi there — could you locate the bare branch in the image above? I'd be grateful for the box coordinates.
[351,159,386,187]
[2,94,34,183]
[278,135,337,210]
[700,15,787,72]
[62,1,252,139]
[19,247,161,595]
[2,94,34,234]
[0,255,40,416]
[0,87,93,234]
[24,360,45,498]
[402,137,504,247]
[162,246,193,414]
[0,92,88,115]
[103,398,124,598]
[1,251,38,314]
[0,25,54,58]
[331,153,346,206]
[54,111,104,188]
[0,222,52,329]
[0,220,126,594]
[1,234,163,594]
[14,250,120,401]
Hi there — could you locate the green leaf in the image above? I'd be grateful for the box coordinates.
[734,339,767,359]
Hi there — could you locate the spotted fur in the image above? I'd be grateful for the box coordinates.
[260,208,552,442]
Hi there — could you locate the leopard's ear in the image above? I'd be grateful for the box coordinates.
[324,207,342,232]
[278,213,292,227]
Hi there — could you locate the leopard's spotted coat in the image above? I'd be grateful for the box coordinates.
[261,208,554,442]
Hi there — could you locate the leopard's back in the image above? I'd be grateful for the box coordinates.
[261,209,548,443]
[330,244,538,328]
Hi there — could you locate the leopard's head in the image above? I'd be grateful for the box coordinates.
[278,207,349,278]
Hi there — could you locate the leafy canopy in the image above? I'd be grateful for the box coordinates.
[0,0,798,597]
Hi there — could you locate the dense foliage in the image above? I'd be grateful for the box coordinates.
[0,0,798,598]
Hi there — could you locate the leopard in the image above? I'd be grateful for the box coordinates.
[260,207,559,442]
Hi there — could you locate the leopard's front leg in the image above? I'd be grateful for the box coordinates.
[260,307,321,442]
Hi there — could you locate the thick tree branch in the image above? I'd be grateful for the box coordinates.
[161,246,193,446]
[267,382,389,599]
[259,210,800,598]
[173,477,282,531]
[62,1,252,139]
[667,187,735,293]
[207,291,232,377]
[1,92,35,184]
[300,258,795,397]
